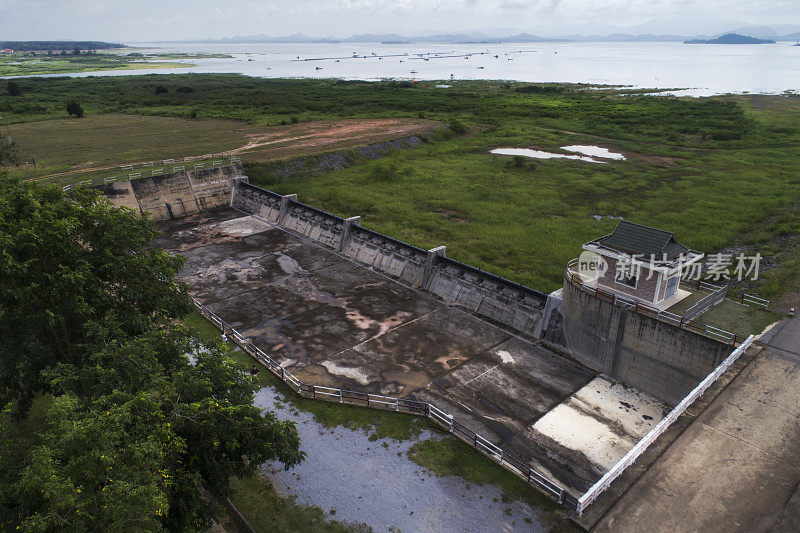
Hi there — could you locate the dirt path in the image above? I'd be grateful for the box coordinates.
[30,117,438,183]
[231,118,436,155]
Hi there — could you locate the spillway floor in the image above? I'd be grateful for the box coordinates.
[155,208,666,495]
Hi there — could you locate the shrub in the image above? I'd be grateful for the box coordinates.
[176,86,194,94]
[447,117,468,135]
[154,85,169,95]
[290,116,299,124]
[369,161,411,182]
[65,100,84,118]
[7,81,22,97]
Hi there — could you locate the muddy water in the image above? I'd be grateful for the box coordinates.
[254,386,552,532]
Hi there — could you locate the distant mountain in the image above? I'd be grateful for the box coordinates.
[564,33,687,42]
[726,25,800,40]
[684,33,776,44]
[162,23,800,45]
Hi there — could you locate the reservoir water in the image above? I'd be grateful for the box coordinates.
[17,41,800,96]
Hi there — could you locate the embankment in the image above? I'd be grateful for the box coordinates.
[243,134,431,186]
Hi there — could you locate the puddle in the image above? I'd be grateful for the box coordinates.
[490,147,605,164]
[562,145,626,160]
[491,145,625,164]
[254,386,551,532]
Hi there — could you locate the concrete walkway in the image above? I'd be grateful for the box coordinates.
[594,318,800,532]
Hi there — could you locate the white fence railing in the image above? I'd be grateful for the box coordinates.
[575,335,755,514]
[59,153,242,191]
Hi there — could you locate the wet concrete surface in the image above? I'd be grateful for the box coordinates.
[155,208,653,495]
[254,386,553,533]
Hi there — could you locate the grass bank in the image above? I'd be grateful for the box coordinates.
[0,53,189,77]
[227,473,370,533]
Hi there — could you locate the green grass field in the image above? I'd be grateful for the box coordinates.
[3,74,798,306]
[0,53,189,76]
[6,114,259,183]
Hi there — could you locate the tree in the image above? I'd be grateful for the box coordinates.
[72,46,81,56]
[66,100,84,118]
[6,81,21,97]
[0,179,188,412]
[0,177,304,530]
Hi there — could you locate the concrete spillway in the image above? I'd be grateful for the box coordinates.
[101,167,736,503]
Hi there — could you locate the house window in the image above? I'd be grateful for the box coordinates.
[616,271,638,288]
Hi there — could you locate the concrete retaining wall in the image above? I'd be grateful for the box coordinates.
[428,257,549,337]
[342,226,429,286]
[102,164,246,221]
[282,200,344,251]
[554,279,731,405]
[234,181,282,222]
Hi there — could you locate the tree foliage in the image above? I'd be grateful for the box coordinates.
[0,177,304,531]
[6,81,21,97]
[65,100,84,118]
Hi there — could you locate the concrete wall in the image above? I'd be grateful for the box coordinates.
[342,225,429,286]
[553,278,732,405]
[103,164,245,221]
[427,257,549,337]
[232,182,549,338]
[96,180,139,211]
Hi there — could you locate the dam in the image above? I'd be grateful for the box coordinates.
[96,163,756,517]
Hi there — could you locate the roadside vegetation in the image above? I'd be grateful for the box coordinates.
[2,74,798,303]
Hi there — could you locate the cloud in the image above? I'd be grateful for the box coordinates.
[0,0,797,40]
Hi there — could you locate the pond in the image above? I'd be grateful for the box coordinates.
[255,386,552,532]
[490,145,625,164]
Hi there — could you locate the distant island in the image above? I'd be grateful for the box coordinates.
[684,33,776,44]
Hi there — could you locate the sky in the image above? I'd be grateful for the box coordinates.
[0,0,798,41]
